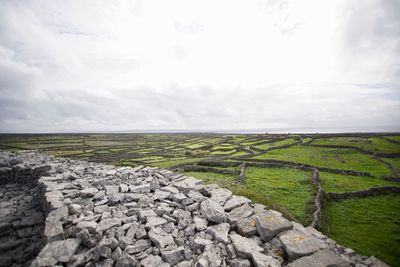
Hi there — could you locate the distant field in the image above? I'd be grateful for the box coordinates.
[1,132,400,264]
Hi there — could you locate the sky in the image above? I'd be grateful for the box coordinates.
[0,0,399,133]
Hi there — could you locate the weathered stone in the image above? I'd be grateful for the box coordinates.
[129,184,150,194]
[148,227,175,248]
[135,225,147,239]
[173,177,202,192]
[76,221,98,233]
[206,223,230,244]
[210,188,232,206]
[250,251,281,267]
[119,184,129,193]
[228,203,254,226]
[125,239,151,254]
[195,244,222,267]
[140,255,169,267]
[256,212,293,241]
[96,218,122,232]
[237,216,258,237]
[230,258,252,267]
[200,199,226,223]
[279,229,326,261]
[44,220,64,241]
[187,190,207,202]
[194,237,213,251]
[224,195,252,212]
[193,216,208,231]
[138,209,157,222]
[68,204,82,215]
[145,216,168,229]
[115,252,139,267]
[288,249,350,267]
[230,233,263,259]
[81,187,99,197]
[161,246,185,265]
[34,238,81,266]
[173,209,192,229]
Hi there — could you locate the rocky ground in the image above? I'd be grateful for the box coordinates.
[0,151,390,267]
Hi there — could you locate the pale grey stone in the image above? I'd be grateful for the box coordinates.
[34,238,81,266]
[76,221,98,233]
[279,229,326,261]
[200,199,226,223]
[187,190,207,202]
[206,223,230,244]
[237,216,258,237]
[194,237,213,251]
[125,239,151,254]
[148,227,175,248]
[230,233,263,259]
[68,204,82,215]
[129,184,150,194]
[228,203,254,226]
[96,218,122,232]
[210,188,232,206]
[161,246,185,265]
[256,211,293,241]
[145,216,168,229]
[193,216,208,231]
[288,249,350,267]
[140,255,169,267]
[230,258,252,267]
[195,244,222,267]
[81,187,99,197]
[250,251,281,267]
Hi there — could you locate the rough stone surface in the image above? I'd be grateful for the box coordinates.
[256,211,293,241]
[0,151,385,267]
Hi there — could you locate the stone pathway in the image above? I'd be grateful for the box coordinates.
[0,151,390,267]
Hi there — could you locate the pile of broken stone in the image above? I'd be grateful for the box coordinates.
[0,151,389,267]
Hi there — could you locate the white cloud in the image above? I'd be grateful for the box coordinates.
[0,0,399,132]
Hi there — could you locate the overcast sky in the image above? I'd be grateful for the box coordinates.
[0,0,399,133]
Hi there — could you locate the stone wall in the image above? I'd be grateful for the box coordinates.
[0,151,390,267]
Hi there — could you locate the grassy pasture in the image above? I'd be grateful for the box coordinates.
[1,132,400,265]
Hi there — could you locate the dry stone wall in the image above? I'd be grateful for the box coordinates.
[0,151,390,267]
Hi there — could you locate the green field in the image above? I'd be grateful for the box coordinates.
[1,133,399,265]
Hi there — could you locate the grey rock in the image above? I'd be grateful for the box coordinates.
[148,227,175,248]
[96,218,122,232]
[237,216,258,237]
[228,203,254,226]
[187,190,207,202]
[194,237,213,251]
[140,255,170,267]
[68,204,82,215]
[145,216,168,229]
[77,221,98,233]
[288,249,350,267]
[125,239,152,254]
[230,233,263,259]
[81,187,99,197]
[195,244,222,267]
[224,195,252,211]
[34,238,81,266]
[200,199,226,223]
[256,212,293,241]
[279,229,326,261]
[193,216,208,231]
[135,225,147,239]
[129,184,151,194]
[230,258,252,267]
[250,251,281,267]
[161,246,185,265]
[210,188,232,206]
[206,223,230,244]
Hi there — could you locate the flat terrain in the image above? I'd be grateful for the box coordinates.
[1,133,400,265]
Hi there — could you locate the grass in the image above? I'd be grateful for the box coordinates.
[254,146,392,177]
[320,172,399,193]
[322,195,400,266]
[244,167,314,224]
[253,138,297,150]
[312,137,400,153]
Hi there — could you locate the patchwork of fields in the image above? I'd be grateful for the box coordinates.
[1,133,399,265]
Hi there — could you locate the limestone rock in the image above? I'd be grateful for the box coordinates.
[148,227,175,248]
[230,233,263,259]
[125,239,151,254]
[224,195,251,211]
[256,212,293,241]
[140,255,169,267]
[279,229,326,261]
[96,218,122,232]
[200,199,226,223]
[288,249,350,267]
[206,223,230,244]
[250,251,281,267]
[34,238,81,266]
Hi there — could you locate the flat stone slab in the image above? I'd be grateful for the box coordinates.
[256,211,293,241]
[237,216,258,237]
[230,233,263,259]
[279,229,326,261]
[34,238,81,266]
[206,223,230,244]
[224,195,251,211]
[210,188,233,206]
[96,218,122,232]
[250,251,281,267]
[200,199,226,223]
[148,227,175,248]
[227,203,254,226]
[288,249,350,267]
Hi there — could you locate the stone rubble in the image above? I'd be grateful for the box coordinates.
[0,151,390,267]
